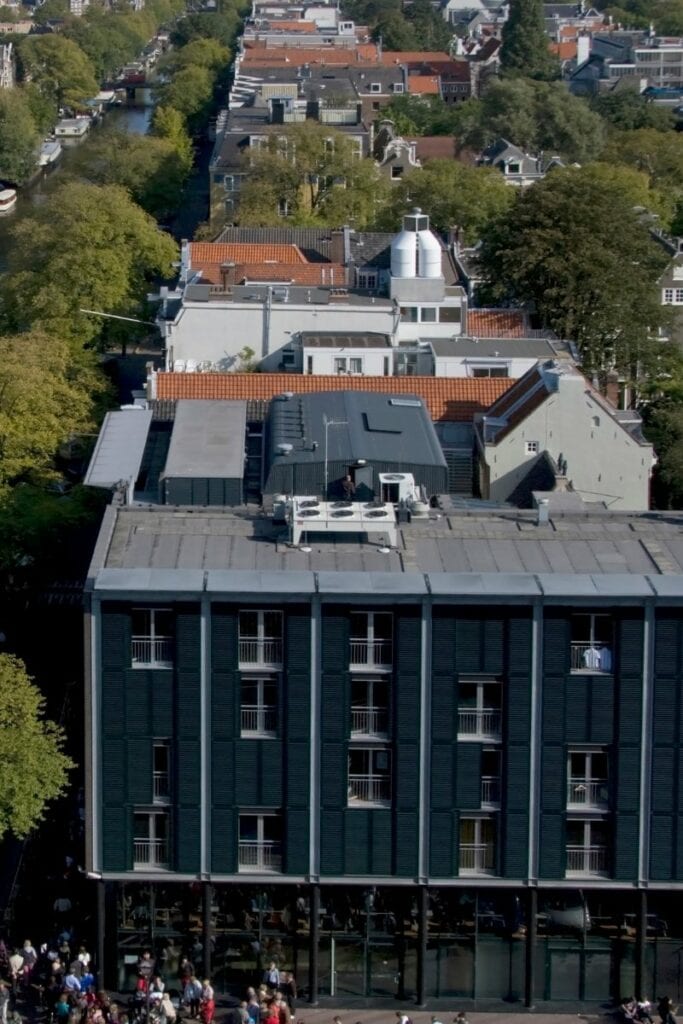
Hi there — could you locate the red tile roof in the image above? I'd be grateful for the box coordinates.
[408,75,441,94]
[199,263,347,286]
[379,50,451,65]
[550,39,578,59]
[412,136,459,161]
[468,310,529,338]
[242,44,380,64]
[189,242,307,267]
[154,373,512,422]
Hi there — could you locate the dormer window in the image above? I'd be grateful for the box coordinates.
[392,83,404,93]
[370,82,382,93]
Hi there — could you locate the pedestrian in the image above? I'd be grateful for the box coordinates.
[658,999,677,1024]
[396,1013,413,1024]
[8,951,23,993]
[159,993,176,1024]
[238,1002,249,1024]
[64,967,82,995]
[137,951,154,983]
[342,476,356,500]
[453,1015,469,1024]
[55,993,71,1024]
[199,981,214,1024]
[263,964,280,989]
[280,974,296,1019]
[246,989,260,1024]
[0,981,9,1024]
[184,977,202,1019]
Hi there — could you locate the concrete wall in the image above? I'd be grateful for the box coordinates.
[483,374,652,510]
[433,355,540,378]
[302,346,392,376]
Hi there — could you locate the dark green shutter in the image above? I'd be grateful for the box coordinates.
[507,674,531,744]
[455,619,481,674]
[285,741,309,809]
[613,814,638,880]
[508,617,532,675]
[177,740,201,804]
[431,745,454,809]
[285,612,310,673]
[101,608,129,670]
[539,812,565,878]
[320,810,344,875]
[321,612,349,673]
[102,672,125,736]
[372,811,393,875]
[652,749,675,813]
[619,616,643,675]
[543,677,565,743]
[505,746,529,813]
[235,742,259,804]
[430,811,455,876]
[127,739,152,803]
[260,743,283,805]
[394,810,417,876]
[396,744,419,810]
[102,745,125,805]
[432,676,456,743]
[432,614,456,676]
[503,811,528,877]
[321,742,346,806]
[211,808,235,872]
[650,814,674,880]
[345,810,370,874]
[175,807,200,872]
[544,616,569,675]
[589,676,614,743]
[655,618,679,676]
[541,745,565,811]
[102,806,129,872]
[654,678,678,745]
[618,676,643,744]
[126,674,150,736]
[285,808,309,874]
[565,676,589,743]
[616,746,640,814]
[176,609,201,673]
[455,744,482,808]
[483,619,504,675]
[212,674,237,739]
[177,674,200,737]
[212,740,234,806]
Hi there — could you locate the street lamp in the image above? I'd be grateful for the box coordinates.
[323,415,347,499]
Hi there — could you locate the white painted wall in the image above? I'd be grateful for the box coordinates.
[482,373,652,511]
[433,355,540,378]
[301,346,392,376]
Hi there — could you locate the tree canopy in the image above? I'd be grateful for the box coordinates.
[237,122,388,227]
[19,34,99,111]
[0,89,39,186]
[478,168,671,377]
[500,0,559,79]
[378,159,514,242]
[0,182,177,350]
[0,654,73,840]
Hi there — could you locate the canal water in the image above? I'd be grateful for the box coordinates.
[0,94,154,274]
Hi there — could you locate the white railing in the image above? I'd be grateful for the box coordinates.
[241,705,277,735]
[348,775,391,804]
[351,706,389,736]
[567,779,608,807]
[349,639,392,669]
[460,843,495,873]
[457,708,501,738]
[131,637,173,668]
[238,841,282,872]
[238,638,283,666]
[481,777,501,805]
[153,772,169,801]
[133,839,169,869]
[570,643,613,673]
[566,845,608,875]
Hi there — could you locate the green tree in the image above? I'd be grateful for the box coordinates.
[602,128,683,190]
[381,93,463,135]
[153,63,213,123]
[0,654,73,839]
[0,332,95,486]
[237,121,387,227]
[171,10,242,47]
[160,37,230,75]
[150,104,193,172]
[73,130,190,219]
[478,168,670,376]
[592,89,676,131]
[0,89,39,186]
[378,159,514,241]
[0,182,177,350]
[19,34,98,112]
[500,0,559,79]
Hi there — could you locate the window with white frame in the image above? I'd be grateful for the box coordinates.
[349,357,363,374]
[131,609,173,669]
[567,750,609,809]
[349,611,392,669]
[570,613,613,673]
[238,813,282,872]
[392,82,404,93]
[358,271,378,290]
[350,677,390,738]
[459,816,497,875]
[239,610,283,667]
[153,742,170,803]
[663,288,683,304]
[241,677,278,737]
[348,747,391,805]
[334,357,348,374]
[458,677,502,740]
[471,365,509,378]
[370,82,382,92]
[566,819,609,877]
[133,811,169,869]
[391,166,404,179]
[481,748,501,807]
[525,441,539,455]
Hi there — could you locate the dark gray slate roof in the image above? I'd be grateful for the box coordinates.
[300,331,392,348]
[426,336,566,358]
[85,409,153,490]
[162,400,247,480]
[266,389,447,469]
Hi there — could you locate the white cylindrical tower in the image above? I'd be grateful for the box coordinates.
[417,217,442,279]
[390,222,417,278]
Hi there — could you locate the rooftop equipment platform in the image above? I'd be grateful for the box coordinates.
[287,497,398,548]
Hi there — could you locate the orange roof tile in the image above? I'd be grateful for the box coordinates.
[407,75,441,94]
[189,242,308,267]
[379,50,451,65]
[468,310,529,338]
[242,43,380,64]
[198,263,347,286]
[271,19,317,31]
[154,373,512,422]
[550,39,578,58]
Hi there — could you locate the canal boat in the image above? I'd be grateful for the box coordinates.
[39,138,63,167]
[54,117,91,139]
[0,187,17,213]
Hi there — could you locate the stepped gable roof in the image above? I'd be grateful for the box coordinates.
[153,372,512,422]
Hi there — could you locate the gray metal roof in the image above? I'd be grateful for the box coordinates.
[90,503,683,601]
[300,332,392,349]
[266,390,447,469]
[84,409,153,490]
[162,400,247,479]
[426,336,565,359]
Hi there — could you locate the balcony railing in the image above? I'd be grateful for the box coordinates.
[481,776,501,805]
[460,843,496,874]
[241,705,277,735]
[567,779,608,808]
[238,841,282,872]
[457,708,501,739]
[131,637,173,668]
[348,775,391,805]
[349,639,392,670]
[153,772,169,801]
[566,845,608,875]
[133,839,169,869]
[570,643,613,674]
[238,638,283,667]
[351,706,389,737]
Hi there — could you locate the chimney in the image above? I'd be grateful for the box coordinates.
[536,498,550,525]
[604,369,619,407]
[220,262,238,290]
[330,229,345,265]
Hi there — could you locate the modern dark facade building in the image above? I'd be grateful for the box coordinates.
[85,484,683,1008]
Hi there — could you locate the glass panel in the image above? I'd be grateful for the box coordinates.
[350,612,366,637]
[239,816,258,842]
[263,611,282,637]
[132,609,151,635]
[240,611,258,637]
[584,946,611,1000]
[374,613,393,640]
[155,610,173,636]
[549,947,581,1000]
[134,814,151,839]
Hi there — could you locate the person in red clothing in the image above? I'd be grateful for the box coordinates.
[262,1001,280,1024]
[200,980,215,1024]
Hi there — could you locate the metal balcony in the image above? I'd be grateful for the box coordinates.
[481,776,501,806]
[460,843,496,875]
[566,845,608,876]
[570,643,613,674]
[241,705,277,736]
[153,772,170,802]
[133,839,169,869]
[457,708,501,739]
[238,841,282,872]
[238,638,283,668]
[350,706,389,737]
[131,637,173,668]
[348,774,391,805]
[567,779,609,808]
[349,639,392,670]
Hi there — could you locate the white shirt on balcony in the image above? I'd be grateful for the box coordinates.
[583,645,601,670]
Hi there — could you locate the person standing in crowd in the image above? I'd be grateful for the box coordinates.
[184,975,202,1019]
[200,979,215,1024]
